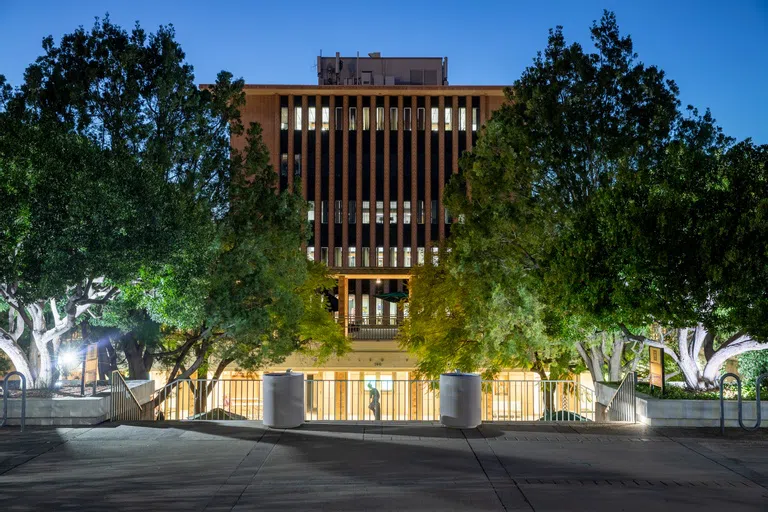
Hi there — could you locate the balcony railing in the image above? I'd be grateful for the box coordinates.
[336,315,403,340]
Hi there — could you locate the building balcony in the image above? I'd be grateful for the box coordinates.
[336,315,403,341]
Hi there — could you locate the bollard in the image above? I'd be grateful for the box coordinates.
[263,370,304,429]
[440,372,481,428]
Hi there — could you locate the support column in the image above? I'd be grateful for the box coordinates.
[301,95,309,199]
[397,96,404,267]
[356,95,363,269]
[328,97,336,266]
[410,95,418,262]
[452,96,459,175]
[314,95,322,261]
[424,96,432,254]
[369,95,377,269]
[338,276,348,337]
[438,95,445,243]
[383,96,391,266]
[342,96,349,268]
[287,95,295,191]
[334,371,348,420]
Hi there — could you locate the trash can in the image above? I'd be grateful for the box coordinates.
[440,372,481,428]
[263,370,304,428]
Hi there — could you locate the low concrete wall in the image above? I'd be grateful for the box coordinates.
[595,381,768,427]
[2,380,155,426]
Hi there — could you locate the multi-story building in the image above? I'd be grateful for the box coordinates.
[232,53,505,338]
[162,54,591,421]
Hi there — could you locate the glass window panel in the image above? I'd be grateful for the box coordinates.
[404,108,412,130]
[403,201,411,224]
[335,107,343,129]
[308,107,316,130]
[404,247,412,267]
[321,247,329,264]
[431,107,439,131]
[417,247,425,265]
[335,200,343,224]
[362,200,370,224]
[322,107,329,131]
[349,107,356,130]
[308,200,315,222]
[417,108,425,130]
[390,107,398,129]
[417,200,425,224]
[445,107,452,131]
[280,107,288,130]
[321,200,328,224]
[376,107,384,130]
[376,201,384,224]
[349,200,356,224]
[294,107,302,130]
[472,108,479,131]
[363,107,370,130]
[362,247,370,267]
[376,247,384,267]
[334,247,342,267]
[280,153,288,176]
[459,107,467,131]
[348,247,356,267]
[431,200,438,224]
[294,154,301,176]
[390,247,397,267]
[389,201,397,223]
[307,246,315,261]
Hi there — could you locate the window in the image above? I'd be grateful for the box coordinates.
[363,107,370,130]
[280,107,288,130]
[335,107,343,130]
[432,246,439,265]
[280,153,288,176]
[308,200,315,222]
[389,201,397,223]
[321,247,329,265]
[390,247,398,267]
[404,108,412,130]
[362,201,370,224]
[361,294,370,318]
[417,107,425,130]
[335,247,342,267]
[307,246,315,261]
[444,107,452,131]
[376,201,384,224]
[348,247,356,267]
[294,154,301,176]
[404,247,412,267]
[322,107,329,131]
[445,207,452,224]
[390,107,398,129]
[417,200,425,224]
[349,107,357,130]
[362,247,370,267]
[472,108,479,131]
[458,107,467,131]
[417,247,425,265]
[335,200,343,224]
[320,201,328,224]
[308,107,316,130]
[376,107,384,130]
[431,200,438,224]
[431,107,439,131]
[376,247,384,267]
[349,295,356,317]
[294,107,302,130]
[403,201,411,224]
[349,200,356,224]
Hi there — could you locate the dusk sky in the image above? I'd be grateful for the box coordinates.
[1,0,765,142]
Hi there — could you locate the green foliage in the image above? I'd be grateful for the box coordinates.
[637,382,756,401]
[739,351,768,388]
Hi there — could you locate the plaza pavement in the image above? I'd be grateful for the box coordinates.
[1,421,767,511]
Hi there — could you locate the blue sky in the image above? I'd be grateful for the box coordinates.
[1,0,766,142]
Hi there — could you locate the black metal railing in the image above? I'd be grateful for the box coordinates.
[337,315,403,340]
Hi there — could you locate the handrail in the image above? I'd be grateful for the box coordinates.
[719,372,765,435]
[110,371,143,421]
[604,372,637,422]
[1,371,26,432]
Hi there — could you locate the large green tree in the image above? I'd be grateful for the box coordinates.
[447,11,768,389]
[0,18,250,386]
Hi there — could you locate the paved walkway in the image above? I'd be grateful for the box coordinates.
[1,422,767,511]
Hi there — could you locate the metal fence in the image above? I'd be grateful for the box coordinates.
[151,378,597,423]
[110,371,145,421]
[481,380,596,422]
[604,372,637,422]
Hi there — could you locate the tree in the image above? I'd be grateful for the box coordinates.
[0,18,243,387]
[108,123,348,411]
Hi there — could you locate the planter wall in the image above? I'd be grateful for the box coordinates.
[595,381,768,428]
[2,380,155,426]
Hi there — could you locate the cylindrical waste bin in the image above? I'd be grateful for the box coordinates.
[263,370,304,428]
[439,372,481,428]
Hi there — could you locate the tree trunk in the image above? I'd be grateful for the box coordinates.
[0,333,33,382]
[121,334,151,380]
[98,340,118,381]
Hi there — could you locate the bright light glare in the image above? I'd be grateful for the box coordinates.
[59,350,80,368]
